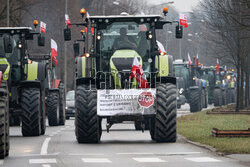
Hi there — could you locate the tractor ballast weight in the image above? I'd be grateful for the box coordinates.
[65,10,182,143]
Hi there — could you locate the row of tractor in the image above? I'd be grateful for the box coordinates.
[174,58,236,112]
[0,24,65,158]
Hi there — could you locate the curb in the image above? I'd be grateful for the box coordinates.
[177,134,225,156]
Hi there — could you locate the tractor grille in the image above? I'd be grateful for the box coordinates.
[112,57,140,71]
[0,64,8,73]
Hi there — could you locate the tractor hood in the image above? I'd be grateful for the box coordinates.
[110,50,142,89]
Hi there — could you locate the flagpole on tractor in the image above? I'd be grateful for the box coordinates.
[64,0,68,91]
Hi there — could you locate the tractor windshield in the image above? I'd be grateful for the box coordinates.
[174,64,189,79]
[97,22,151,72]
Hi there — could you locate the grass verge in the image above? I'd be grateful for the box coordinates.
[177,110,250,154]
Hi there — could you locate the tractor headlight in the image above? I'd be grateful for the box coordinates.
[179,88,184,95]
[18,43,22,49]
[193,77,196,80]
[227,75,231,80]
[65,106,68,109]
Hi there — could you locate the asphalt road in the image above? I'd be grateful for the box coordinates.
[1,104,248,167]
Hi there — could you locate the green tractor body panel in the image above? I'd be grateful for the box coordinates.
[110,50,141,88]
[26,62,38,81]
[155,55,169,77]
[0,58,10,80]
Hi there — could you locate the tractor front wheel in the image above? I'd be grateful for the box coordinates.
[21,88,41,136]
[47,91,60,126]
[150,83,177,143]
[75,85,101,143]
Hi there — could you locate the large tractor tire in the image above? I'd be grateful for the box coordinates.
[230,88,236,103]
[150,83,177,143]
[47,91,60,126]
[222,89,227,105]
[40,92,46,135]
[189,86,201,112]
[59,82,66,125]
[0,81,9,158]
[75,85,101,143]
[0,100,6,159]
[204,88,208,108]
[213,88,222,106]
[21,88,41,136]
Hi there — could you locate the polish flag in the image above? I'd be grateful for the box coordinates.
[188,53,192,66]
[40,21,46,34]
[51,39,58,66]
[130,55,149,88]
[216,59,219,74]
[157,40,166,54]
[65,14,71,27]
[179,14,188,28]
[196,54,199,66]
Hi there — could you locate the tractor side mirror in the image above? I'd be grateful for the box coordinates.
[64,28,71,41]
[38,35,45,46]
[176,26,183,39]
[73,43,80,56]
[4,36,13,53]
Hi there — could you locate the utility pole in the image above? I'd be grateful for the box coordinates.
[7,0,9,26]
[64,0,68,91]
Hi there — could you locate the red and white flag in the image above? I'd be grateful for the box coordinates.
[40,21,46,34]
[157,40,166,53]
[51,39,58,66]
[65,14,71,27]
[130,55,149,88]
[179,13,188,28]
[216,59,219,74]
[188,53,192,66]
[196,54,199,66]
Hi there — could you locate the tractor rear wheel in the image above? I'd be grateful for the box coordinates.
[204,88,208,108]
[47,91,60,126]
[222,89,227,105]
[0,81,9,158]
[40,92,46,135]
[59,82,65,125]
[189,86,201,112]
[213,88,222,106]
[10,116,20,126]
[150,83,177,143]
[75,85,101,143]
[21,88,41,136]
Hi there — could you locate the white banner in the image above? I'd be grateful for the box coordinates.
[97,89,156,116]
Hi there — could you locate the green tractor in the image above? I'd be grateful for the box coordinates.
[0,37,10,158]
[0,26,47,136]
[174,59,208,112]
[28,52,66,126]
[64,9,183,143]
[198,66,216,105]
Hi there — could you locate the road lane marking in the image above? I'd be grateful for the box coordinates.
[29,159,57,164]
[133,157,166,163]
[163,152,201,155]
[82,158,112,163]
[42,165,51,167]
[40,137,51,155]
[185,157,221,162]
[117,152,154,155]
[69,153,105,156]
[0,160,3,165]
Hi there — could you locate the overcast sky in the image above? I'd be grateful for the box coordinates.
[148,0,200,12]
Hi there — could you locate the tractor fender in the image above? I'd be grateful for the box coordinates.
[19,80,41,90]
[156,76,176,85]
[76,77,96,87]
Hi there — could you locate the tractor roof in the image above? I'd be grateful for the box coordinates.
[89,15,163,23]
[0,27,33,34]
